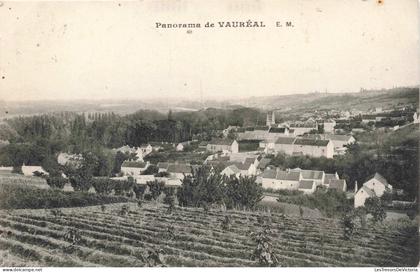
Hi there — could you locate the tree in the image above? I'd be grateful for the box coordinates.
[177,165,225,207]
[163,187,176,213]
[224,175,263,209]
[133,184,147,199]
[365,197,386,223]
[92,178,115,195]
[147,180,165,200]
[341,210,355,240]
[142,165,159,175]
[354,206,367,229]
[251,223,279,266]
[46,176,68,190]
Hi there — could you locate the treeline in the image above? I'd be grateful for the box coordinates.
[0,107,265,166]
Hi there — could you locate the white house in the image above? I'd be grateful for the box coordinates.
[272,137,296,155]
[157,162,169,173]
[260,168,301,191]
[292,139,334,158]
[298,180,317,194]
[328,179,347,192]
[121,161,150,177]
[139,144,153,156]
[176,142,189,152]
[362,173,392,197]
[295,169,325,187]
[166,163,192,180]
[354,186,376,208]
[207,139,239,154]
[21,165,47,176]
[221,162,257,177]
[354,173,392,207]
[413,112,419,124]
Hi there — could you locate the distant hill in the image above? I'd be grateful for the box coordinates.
[235,87,419,111]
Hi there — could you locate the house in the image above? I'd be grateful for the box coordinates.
[305,134,356,155]
[324,172,340,186]
[354,173,392,207]
[139,144,153,156]
[260,168,301,190]
[354,186,376,208]
[221,161,257,177]
[323,119,336,134]
[272,137,296,155]
[362,173,392,197]
[293,139,334,158]
[21,165,47,176]
[134,175,156,184]
[166,163,192,180]
[361,115,376,123]
[121,161,150,177]
[176,141,190,152]
[221,164,241,177]
[413,112,419,124]
[289,122,318,136]
[298,180,316,194]
[328,179,347,192]
[207,139,239,154]
[291,168,325,187]
[57,152,83,166]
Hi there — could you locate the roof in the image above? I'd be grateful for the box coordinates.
[329,179,346,190]
[324,119,336,123]
[297,169,324,180]
[275,137,296,145]
[122,161,147,168]
[230,162,252,171]
[324,173,338,185]
[208,138,235,146]
[276,170,301,181]
[262,168,277,179]
[223,164,240,174]
[167,163,192,174]
[269,127,287,133]
[294,138,330,147]
[157,162,169,169]
[299,180,315,189]
[325,134,354,142]
[369,172,389,186]
[244,157,256,165]
[359,185,375,197]
[258,158,271,169]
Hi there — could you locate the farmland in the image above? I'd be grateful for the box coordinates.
[0,202,418,267]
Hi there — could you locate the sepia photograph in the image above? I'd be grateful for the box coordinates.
[0,0,419,269]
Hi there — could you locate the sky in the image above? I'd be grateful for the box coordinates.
[0,0,419,101]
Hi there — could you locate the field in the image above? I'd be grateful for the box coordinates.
[0,202,418,267]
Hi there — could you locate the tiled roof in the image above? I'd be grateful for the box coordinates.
[244,157,256,165]
[329,179,346,190]
[258,158,271,169]
[167,163,192,174]
[299,180,315,189]
[269,127,287,133]
[157,162,169,169]
[262,168,277,179]
[360,185,375,197]
[208,138,235,146]
[276,170,300,181]
[324,173,338,185]
[275,137,296,145]
[294,138,330,147]
[122,161,147,168]
[299,169,325,180]
[371,173,389,186]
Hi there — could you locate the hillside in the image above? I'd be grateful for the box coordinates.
[0,202,417,267]
[237,87,419,111]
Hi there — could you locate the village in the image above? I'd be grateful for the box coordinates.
[6,103,418,211]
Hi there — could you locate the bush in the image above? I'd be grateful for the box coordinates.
[144,193,153,201]
[92,178,115,195]
[12,166,23,174]
[46,176,68,190]
[365,197,386,223]
[114,179,135,196]
[0,183,130,209]
[133,184,147,199]
[147,180,165,200]
[224,175,263,209]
